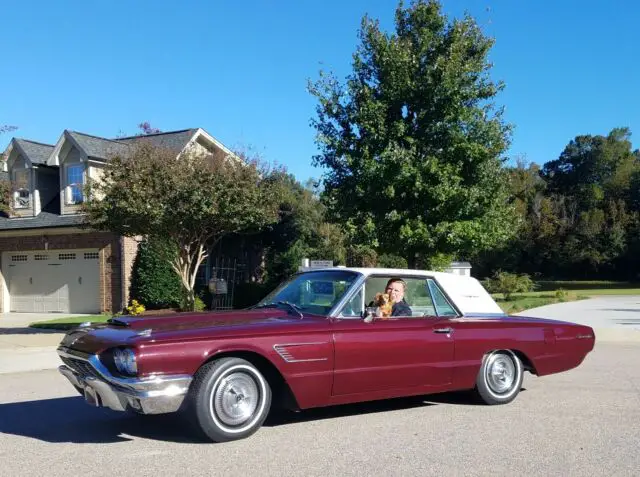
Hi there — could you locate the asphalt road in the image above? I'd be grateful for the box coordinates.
[1,341,638,477]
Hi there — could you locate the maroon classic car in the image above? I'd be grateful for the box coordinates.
[57,267,595,442]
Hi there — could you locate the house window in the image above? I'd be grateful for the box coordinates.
[13,169,31,209]
[66,164,84,204]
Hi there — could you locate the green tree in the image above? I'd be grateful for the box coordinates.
[83,143,283,310]
[308,0,517,267]
[542,128,638,209]
[257,172,347,287]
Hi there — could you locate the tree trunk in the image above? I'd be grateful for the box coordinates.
[407,251,417,269]
[170,240,208,312]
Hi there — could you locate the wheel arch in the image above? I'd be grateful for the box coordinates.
[482,348,537,375]
[201,350,300,411]
[510,348,538,375]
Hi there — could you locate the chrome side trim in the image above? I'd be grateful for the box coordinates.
[273,342,329,363]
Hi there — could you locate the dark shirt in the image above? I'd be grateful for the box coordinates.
[391,299,412,317]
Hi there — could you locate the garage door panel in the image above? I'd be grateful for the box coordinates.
[4,250,100,314]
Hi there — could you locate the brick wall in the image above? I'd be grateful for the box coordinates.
[0,230,135,313]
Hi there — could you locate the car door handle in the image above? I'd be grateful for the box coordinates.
[433,327,453,334]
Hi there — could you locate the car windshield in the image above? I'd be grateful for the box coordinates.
[255,270,360,316]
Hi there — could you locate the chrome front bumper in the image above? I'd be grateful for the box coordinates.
[57,347,193,415]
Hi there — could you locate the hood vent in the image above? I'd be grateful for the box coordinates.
[107,318,131,327]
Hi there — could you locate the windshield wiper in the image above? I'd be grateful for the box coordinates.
[254,301,303,318]
[277,301,304,318]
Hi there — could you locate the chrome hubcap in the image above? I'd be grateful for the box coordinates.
[213,372,259,426]
[486,354,516,394]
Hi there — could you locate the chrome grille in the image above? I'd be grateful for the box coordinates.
[61,356,99,378]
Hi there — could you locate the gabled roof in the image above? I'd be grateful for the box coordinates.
[115,128,198,154]
[66,131,130,161]
[13,139,54,165]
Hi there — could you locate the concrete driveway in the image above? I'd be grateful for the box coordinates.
[515,295,640,341]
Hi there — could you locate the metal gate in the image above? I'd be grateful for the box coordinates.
[207,256,244,310]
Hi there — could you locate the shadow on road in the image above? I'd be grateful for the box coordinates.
[264,389,508,426]
[0,389,519,444]
[0,396,204,444]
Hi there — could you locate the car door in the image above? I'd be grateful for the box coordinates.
[330,275,456,396]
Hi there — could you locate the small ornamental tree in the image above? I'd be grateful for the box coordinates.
[83,143,283,311]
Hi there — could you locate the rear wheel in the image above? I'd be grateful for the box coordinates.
[186,357,272,442]
[474,350,523,405]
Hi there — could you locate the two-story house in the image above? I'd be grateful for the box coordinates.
[0,127,238,315]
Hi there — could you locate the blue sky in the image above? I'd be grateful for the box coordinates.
[2,0,638,183]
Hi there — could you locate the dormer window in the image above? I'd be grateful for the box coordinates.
[66,163,84,204]
[12,169,31,209]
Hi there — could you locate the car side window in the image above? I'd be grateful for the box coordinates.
[403,279,436,317]
[362,276,437,318]
[427,279,458,316]
[339,286,364,318]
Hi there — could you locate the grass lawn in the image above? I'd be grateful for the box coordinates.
[29,314,113,330]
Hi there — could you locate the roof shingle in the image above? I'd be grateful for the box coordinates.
[115,129,197,154]
[14,139,54,165]
[67,131,130,160]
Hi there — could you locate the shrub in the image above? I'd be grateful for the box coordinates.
[483,271,534,300]
[194,295,206,312]
[129,236,183,310]
[555,288,569,302]
[377,253,408,269]
[126,299,145,316]
[347,245,377,267]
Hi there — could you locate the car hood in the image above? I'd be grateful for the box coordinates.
[59,308,325,354]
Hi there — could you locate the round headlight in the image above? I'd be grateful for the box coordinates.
[113,348,137,375]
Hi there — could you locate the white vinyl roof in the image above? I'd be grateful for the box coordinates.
[301,266,505,316]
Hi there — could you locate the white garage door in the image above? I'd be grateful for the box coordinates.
[3,250,101,313]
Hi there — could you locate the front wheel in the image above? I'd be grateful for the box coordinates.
[474,350,523,405]
[186,357,272,442]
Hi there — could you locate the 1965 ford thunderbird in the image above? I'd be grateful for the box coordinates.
[57,267,595,442]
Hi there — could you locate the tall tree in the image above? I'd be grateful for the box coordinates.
[308,0,516,267]
[83,143,283,310]
[542,128,639,209]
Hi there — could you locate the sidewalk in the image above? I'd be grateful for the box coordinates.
[0,313,92,375]
[0,333,65,375]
